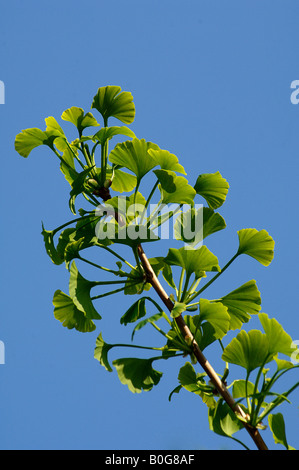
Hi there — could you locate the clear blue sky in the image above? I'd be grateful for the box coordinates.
[0,0,298,450]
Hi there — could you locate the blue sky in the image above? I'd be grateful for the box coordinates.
[0,0,298,450]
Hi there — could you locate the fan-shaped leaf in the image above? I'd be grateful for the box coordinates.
[164,246,220,278]
[112,357,163,393]
[174,206,226,247]
[216,280,262,330]
[109,138,159,181]
[61,106,100,133]
[237,229,275,266]
[148,148,186,174]
[15,128,57,158]
[194,171,229,209]
[154,169,196,205]
[53,290,96,332]
[91,85,135,124]
[222,330,272,373]
[259,313,295,357]
[120,297,147,325]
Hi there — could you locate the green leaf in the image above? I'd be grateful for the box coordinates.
[120,297,147,325]
[268,413,294,450]
[148,148,186,174]
[91,85,135,124]
[216,280,262,330]
[164,246,220,278]
[94,332,114,372]
[147,257,176,289]
[222,330,272,373]
[112,357,163,393]
[194,171,229,209]
[178,362,216,408]
[109,169,137,193]
[153,169,196,205]
[61,106,100,133]
[69,261,101,320]
[171,302,187,319]
[109,138,159,181]
[52,290,96,332]
[69,167,95,214]
[45,116,65,136]
[174,206,226,248]
[237,228,275,266]
[259,313,295,357]
[198,299,230,339]
[15,128,57,158]
[41,224,64,265]
[93,126,136,145]
[208,399,244,438]
[232,379,256,400]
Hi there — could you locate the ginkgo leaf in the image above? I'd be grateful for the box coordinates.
[120,297,147,325]
[198,299,230,339]
[174,206,226,247]
[41,224,64,265]
[148,148,186,174]
[237,229,275,266]
[94,332,114,372]
[93,126,136,145]
[61,106,100,133]
[164,246,220,278]
[222,330,272,373]
[52,290,96,333]
[194,171,229,209]
[15,128,57,158]
[69,262,101,320]
[112,357,163,393]
[216,280,262,330]
[109,138,159,181]
[154,169,196,205]
[91,85,135,124]
[259,313,295,357]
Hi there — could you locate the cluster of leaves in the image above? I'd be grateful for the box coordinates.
[15,86,298,450]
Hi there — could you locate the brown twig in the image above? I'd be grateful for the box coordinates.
[137,243,268,451]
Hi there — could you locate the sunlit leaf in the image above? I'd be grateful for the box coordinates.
[112,357,163,393]
[259,313,295,357]
[174,206,226,247]
[61,106,100,133]
[208,399,243,438]
[154,169,196,205]
[216,280,262,330]
[93,126,136,145]
[94,332,113,372]
[237,228,275,266]
[15,128,57,158]
[164,246,220,278]
[91,85,135,124]
[194,171,229,209]
[198,299,230,339]
[148,148,186,174]
[109,138,159,181]
[52,290,96,333]
[171,302,187,319]
[222,330,272,373]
